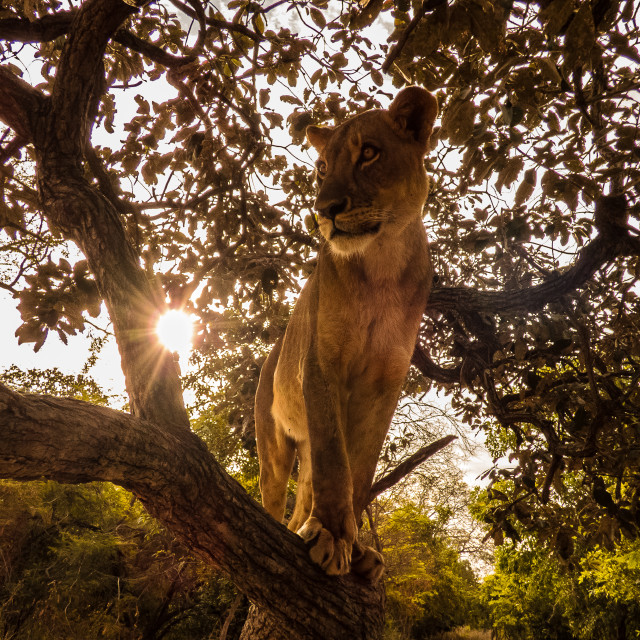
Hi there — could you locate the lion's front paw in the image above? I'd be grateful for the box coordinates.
[297,516,352,576]
[351,542,385,582]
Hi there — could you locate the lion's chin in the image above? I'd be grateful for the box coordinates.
[326,223,382,256]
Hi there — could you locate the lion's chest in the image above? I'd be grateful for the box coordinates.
[317,284,419,391]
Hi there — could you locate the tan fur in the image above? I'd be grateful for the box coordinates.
[255,87,437,580]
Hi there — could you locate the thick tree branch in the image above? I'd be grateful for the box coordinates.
[429,227,638,317]
[0,383,384,640]
[6,0,190,433]
[114,29,198,67]
[49,0,137,155]
[411,344,460,384]
[0,11,75,41]
[415,197,639,385]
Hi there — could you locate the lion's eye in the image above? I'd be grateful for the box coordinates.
[359,144,379,165]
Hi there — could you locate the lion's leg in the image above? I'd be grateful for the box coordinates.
[287,442,313,533]
[255,338,296,522]
[345,384,404,582]
[347,393,399,518]
[296,342,356,576]
[257,424,296,522]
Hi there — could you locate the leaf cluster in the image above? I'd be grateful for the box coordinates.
[481,535,640,639]
[380,502,486,638]
[0,479,245,640]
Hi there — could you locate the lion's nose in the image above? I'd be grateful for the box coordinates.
[316,196,351,221]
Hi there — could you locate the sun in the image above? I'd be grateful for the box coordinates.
[156,309,194,356]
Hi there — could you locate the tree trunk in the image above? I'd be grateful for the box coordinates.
[239,606,301,640]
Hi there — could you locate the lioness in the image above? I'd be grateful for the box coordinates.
[255,86,437,580]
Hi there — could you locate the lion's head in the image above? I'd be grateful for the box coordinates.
[306,86,438,256]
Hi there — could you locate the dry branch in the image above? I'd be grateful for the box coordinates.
[369,435,458,502]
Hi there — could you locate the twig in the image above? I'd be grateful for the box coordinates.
[218,592,244,640]
[364,505,383,553]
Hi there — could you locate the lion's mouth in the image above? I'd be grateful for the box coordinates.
[330,222,381,239]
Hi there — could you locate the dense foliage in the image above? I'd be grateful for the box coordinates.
[0,370,248,640]
[0,480,247,640]
[482,536,640,639]
[3,0,639,557]
[381,503,484,638]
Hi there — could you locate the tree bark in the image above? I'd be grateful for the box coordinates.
[0,383,385,639]
[428,224,636,316]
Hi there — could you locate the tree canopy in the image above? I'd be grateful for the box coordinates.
[1,0,639,637]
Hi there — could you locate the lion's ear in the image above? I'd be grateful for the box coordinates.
[306,125,335,153]
[388,86,438,150]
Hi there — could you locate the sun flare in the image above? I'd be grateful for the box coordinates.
[156,309,193,356]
